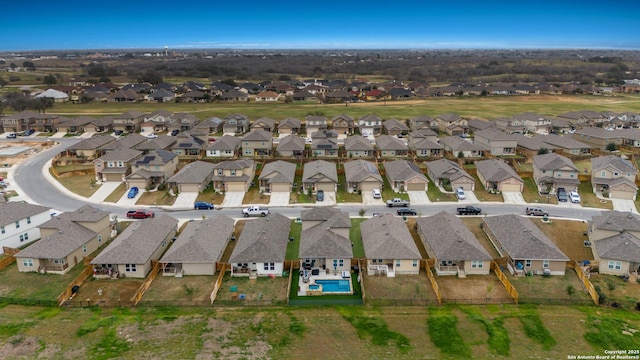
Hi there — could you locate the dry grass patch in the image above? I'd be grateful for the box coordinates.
[0,262,87,300]
[195,191,225,205]
[461,217,501,258]
[242,188,270,204]
[508,270,591,302]
[215,273,289,303]
[363,270,436,301]
[50,169,100,198]
[532,219,593,261]
[72,278,144,303]
[405,218,428,258]
[103,183,126,202]
[142,275,214,303]
[437,275,512,303]
[590,274,640,309]
[136,190,176,206]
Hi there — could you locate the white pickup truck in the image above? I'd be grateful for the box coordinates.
[242,205,270,217]
[386,198,410,207]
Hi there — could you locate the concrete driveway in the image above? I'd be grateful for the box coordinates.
[458,192,480,204]
[362,192,385,205]
[269,192,290,206]
[116,189,144,208]
[172,192,199,209]
[612,198,639,214]
[87,181,122,203]
[502,192,527,205]
[408,191,430,205]
[50,132,67,138]
[316,191,336,205]
[79,132,95,138]
[221,191,245,207]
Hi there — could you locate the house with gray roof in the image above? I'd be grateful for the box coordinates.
[512,112,552,134]
[250,117,276,133]
[223,113,250,134]
[112,110,146,133]
[206,135,241,158]
[331,114,355,135]
[93,148,143,182]
[475,159,524,193]
[311,137,339,157]
[277,117,301,135]
[483,215,569,276]
[436,113,468,136]
[591,155,638,200]
[299,208,352,274]
[160,214,235,276]
[242,130,273,157]
[473,128,517,156]
[195,117,224,134]
[57,116,95,134]
[361,215,421,277]
[134,135,177,154]
[439,136,483,158]
[384,160,428,192]
[344,135,374,158]
[589,211,640,241]
[65,135,116,160]
[15,205,111,274]
[83,116,113,134]
[512,134,557,160]
[539,134,592,156]
[91,215,178,279]
[409,130,443,158]
[276,134,305,157]
[125,149,178,190]
[302,160,338,194]
[0,202,51,249]
[229,213,291,278]
[375,135,409,157]
[572,128,625,150]
[344,160,383,194]
[409,115,438,131]
[425,158,475,191]
[171,133,207,157]
[416,211,492,276]
[382,119,409,136]
[167,160,216,193]
[211,159,255,192]
[532,153,580,194]
[305,115,328,135]
[358,114,383,136]
[588,211,640,275]
[101,133,147,152]
[259,160,296,193]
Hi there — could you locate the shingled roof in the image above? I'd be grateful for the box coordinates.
[361,215,421,259]
[299,208,352,259]
[0,202,50,227]
[160,214,235,263]
[344,160,382,183]
[384,160,427,183]
[229,213,291,263]
[475,159,523,183]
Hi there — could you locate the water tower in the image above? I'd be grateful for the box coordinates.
[164,46,168,56]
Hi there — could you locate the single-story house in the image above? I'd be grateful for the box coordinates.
[259,160,296,193]
[344,135,374,158]
[439,136,483,158]
[277,117,302,135]
[167,160,215,193]
[302,160,338,194]
[344,159,383,193]
[425,158,475,191]
[475,159,524,193]
[375,135,409,157]
[361,215,421,277]
[206,135,241,157]
[276,134,305,157]
[384,160,428,192]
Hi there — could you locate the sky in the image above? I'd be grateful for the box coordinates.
[1,1,639,51]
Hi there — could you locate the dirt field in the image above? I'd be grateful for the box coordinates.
[71,277,144,303]
[507,269,591,301]
[437,274,512,303]
[215,273,289,303]
[363,269,436,301]
[142,275,215,303]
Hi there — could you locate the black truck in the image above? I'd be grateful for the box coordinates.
[456,206,482,215]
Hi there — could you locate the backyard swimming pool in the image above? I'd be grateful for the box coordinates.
[315,279,351,293]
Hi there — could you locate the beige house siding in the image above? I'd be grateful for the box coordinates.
[462,261,491,275]
[316,182,336,192]
[597,258,631,276]
[394,259,420,275]
[182,262,216,276]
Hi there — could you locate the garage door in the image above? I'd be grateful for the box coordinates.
[501,183,522,192]
[611,189,635,200]
[360,181,380,192]
[406,182,426,191]
[127,179,148,190]
[453,180,474,191]
[271,183,290,192]
[227,182,246,192]
[105,173,123,182]
[317,182,335,192]
[179,184,201,193]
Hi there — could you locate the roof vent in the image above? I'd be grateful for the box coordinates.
[58,230,63,234]
[531,237,537,241]
[606,220,611,224]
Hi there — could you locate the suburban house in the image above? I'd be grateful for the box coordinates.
[166,113,199,133]
[84,116,114,133]
[229,213,291,278]
[146,88,175,103]
[91,215,178,279]
[302,160,338,194]
[211,159,255,192]
[436,113,468,135]
[15,205,111,274]
[409,115,439,131]
[382,118,409,136]
[125,150,178,190]
[384,160,428,192]
[242,130,273,157]
[573,128,625,150]
[171,133,207,157]
[144,110,174,132]
[513,112,552,134]
[250,117,276,133]
[277,117,301,135]
[101,133,147,153]
[375,135,409,157]
[206,135,241,157]
[468,119,494,132]
[473,128,517,156]
[361,215,421,277]
[483,215,569,276]
[64,135,116,160]
[439,136,484,158]
[57,116,95,134]
[512,134,557,159]
[591,155,638,200]
[93,148,142,182]
[588,211,640,275]
[409,130,443,157]
[416,211,492,276]
[494,117,527,134]
[538,134,592,156]
[276,134,305,157]
[160,214,235,276]
[167,160,216,193]
[344,135,374,158]
[254,91,280,102]
[259,160,296,193]
[112,110,146,133]
[344,159,383,193]
[358,114,383,136]
[0,202,51,249]
[134,136,177,154]
[475,159,524,193]
[195,117,224,134]
[299,208,352,274]
[305,115,328,135]
[425,158,475,191]
[223,113,250,134]
[1,111,59,133]
[331,114,355,135]
[311,137,339,157]
[532,153,580,194]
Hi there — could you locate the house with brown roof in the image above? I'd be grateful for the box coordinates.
[494,117,527,135]
[229,213,291,278]
[382,119,409,136]
[344,135,374,158]
[259,160,296,193]
[254,91,280,102]
[167,160,216,193]
[65,135,116,160]
[143,110,173,133]
[277,117,301,135]
[439,136,483,158]
[416,212,492,276]
[166,113,199,133]
[409,115,439,131]
[112,110,146,133]
[302,160,338,194]
[206,135,241,158]
[134,136,177,154]
[532,153,580,194]
[242,130,273,157]
[1,111,60,133]
[211,159,255,192]
[15,205,111,274]
[125,150,178,190]
[250,117,276,132]
[384,160,428,192]
[93,148,142,182]
[195,117,224,134]
[276,134,305,157]
[299,208,352,274]
[483,215,569,276]
[361,215,421,277]
[84,116,114,134]
[591,155,638,200]
[513,112,553,134]
[475,159,524,193]
[91,215,178,279]
[331,114,355,135]
[436,113,468,135]
[101,133,147,152]
[425,159,475,191]
[573,128,625,150]
[588,211,640,276]
[0,202,51,249]
[305,115,328,135]
[57,116,95,134]
[473,128,517,156]
[375,135,409,157]
[160,214,235,276]
[344,160,383,194]
[223,113,250,134]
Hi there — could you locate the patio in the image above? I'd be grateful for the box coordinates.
[296,268,355,296]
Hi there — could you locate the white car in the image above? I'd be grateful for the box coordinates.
[146,133,158,139]
[372,189,381,199]
[569,190,581,203]
[455,187,466,200]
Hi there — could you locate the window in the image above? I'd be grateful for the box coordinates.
[218,169,223,175]
[413,260,418,268]
[15,220,20,229]
[556,172,562,177]
[525,260,532,268]
[1,226,4,234]
[601,171,606,177]
[26,217,31,224]
[125,264,137,272]
[107,161,115,167]
[263,262,275,271]
[231,170,236,176]
[608,260,622,270]
[22,259,34,267]
[82,245,87,254]
[98,234,102,243]
[395,260,401,267]
[543,260,550,268]
[19,233,29,242]
[117,161,124,167]
[613,172,619,176]
[471,260,483,268]
[339,259,344,267]
[54,259,65,264]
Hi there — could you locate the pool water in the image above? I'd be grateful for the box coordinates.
[315,279,351,293]
[308,284,320,290]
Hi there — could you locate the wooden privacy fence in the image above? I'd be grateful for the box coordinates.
[57,265,94,306]
[0,247,19,271]
[133,261,161,306]
[358,258,366,305]
[567,260,599,305]
[210,263,227,304]
[491,261,519,304]
[424,262,442,305]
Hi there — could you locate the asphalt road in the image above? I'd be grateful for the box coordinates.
[9,139,606,223]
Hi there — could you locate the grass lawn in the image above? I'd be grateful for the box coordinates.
[590,274,640,309]
[522,177,558,205]
[508,270,592,303]
[215,273,289,303]
[461,217,501,258]
[379,165,409,201]
[50,169,100,198]
[242,187,270,204]
[289,174,314,204]
[136,190,176,206]
[195,187,225,205]
[0,262,86,300]
[337,174,363,203]
[52,164,95,173]
[72,277,144,303]
[471,175,504,202]
[350,218,366,258]
[103,183,126,202]
[142,275,214,303]
[286,220,301,260]
[578,181,613,209]
[426,180,458,202]
[532,219,593,261]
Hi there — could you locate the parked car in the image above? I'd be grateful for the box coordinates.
[171,129,180,136]
[557,187,568,202]
[457,206,482,215]
[372,189,381,199]
[146,133,158,139]
[194,201,214,210]
[127,186,139,199]
[397,208,417,216]
[23,129,35,136]
[455,187,466,200]
[114,130,123,136]
[6,133,16,139]
[316,190,324,202]
[126,209,154,219]
[526,207,549,216]
[569,190,581,204]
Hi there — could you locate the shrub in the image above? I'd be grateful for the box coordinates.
[157,183,166,191]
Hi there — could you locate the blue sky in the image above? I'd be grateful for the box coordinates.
[1,1,639,50]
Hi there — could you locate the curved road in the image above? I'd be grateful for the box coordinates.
[11,139,605,222]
